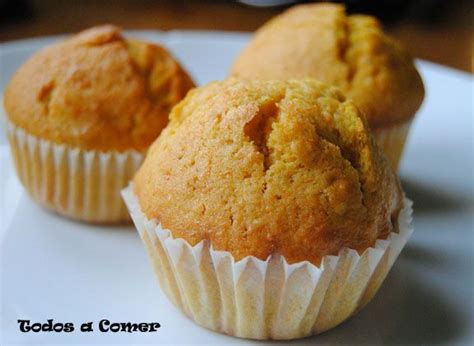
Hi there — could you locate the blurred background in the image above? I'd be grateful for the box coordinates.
[0,0,472,72]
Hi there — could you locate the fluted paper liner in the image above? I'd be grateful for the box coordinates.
[373,120,412,170]
[122,186,413,340]
[6,121,143,223]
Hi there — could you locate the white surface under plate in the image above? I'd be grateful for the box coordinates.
[0,31,473,345]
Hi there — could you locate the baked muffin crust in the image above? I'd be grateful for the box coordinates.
[134,78,402,265]
[4,25,195,152]
[231,4,424,128]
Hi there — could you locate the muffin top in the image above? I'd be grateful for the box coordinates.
[133,78,402,265]
[231,4,424,128]
[4,25,195,152]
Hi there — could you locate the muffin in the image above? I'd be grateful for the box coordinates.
[122,78,414,339]
[4,25,195,223]
[231,3,424,169]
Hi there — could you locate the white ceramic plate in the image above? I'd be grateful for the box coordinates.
[0,31,473,346]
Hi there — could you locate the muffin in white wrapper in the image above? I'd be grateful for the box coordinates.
[6,121,143,223]
[122,185,414,340]
[2,25,196,223]
[373,120,413,170]
[230,4,425,173]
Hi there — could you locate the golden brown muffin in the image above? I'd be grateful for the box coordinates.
[5,24,195,152]
[231,3,424,129]
[4,25,195,223]
[133,78,402,265]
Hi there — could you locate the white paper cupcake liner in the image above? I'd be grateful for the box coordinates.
[122,185,414,340]
[6,121,143,223]
[373,120,412,170]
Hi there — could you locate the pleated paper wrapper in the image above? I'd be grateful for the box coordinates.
[6,121,143,223]
[122,186,414,340]
[373,120,412,170]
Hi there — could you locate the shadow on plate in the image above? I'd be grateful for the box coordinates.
[401,178,469,215]
[32,201,136,232]
[401,242,458,270]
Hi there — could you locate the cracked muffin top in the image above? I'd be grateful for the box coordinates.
[133,78,402,265]
[231,3,424,128]
[4,25,195,152]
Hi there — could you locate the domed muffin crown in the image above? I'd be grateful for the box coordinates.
[231,3,424,128]
[134,78,402,265]
[5,25,195,151]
